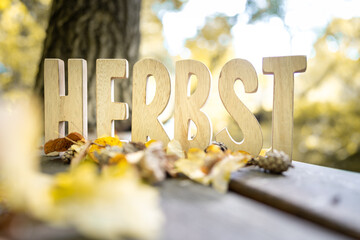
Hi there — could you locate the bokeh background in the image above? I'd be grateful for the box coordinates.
[1,0,360,172]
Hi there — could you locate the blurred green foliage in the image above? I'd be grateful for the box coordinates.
[292,18,360,172]
[294,101,360,172]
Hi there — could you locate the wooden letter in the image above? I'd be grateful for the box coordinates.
[216,59,263,155]
[44,59,87,142]
[263,56,307,159]
[175,60,212,151]
[96,59,129,137]
[132,58,171,144]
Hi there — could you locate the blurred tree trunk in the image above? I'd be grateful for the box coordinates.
[34,0,141,132]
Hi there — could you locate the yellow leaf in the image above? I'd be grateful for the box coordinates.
[102,160,137,179]
[145,139,157,148]
[175,158,207,184]
[259,148,270,157]
[209,155,246,193]
[166,139,185,158]
[0,0,11,10]
[187,148,206,160]
[108,153,127,165]
[205,144,222,153]
[87,136,123,162]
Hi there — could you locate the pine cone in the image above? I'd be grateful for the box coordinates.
[255,150,292,174]
[61,148,76,164]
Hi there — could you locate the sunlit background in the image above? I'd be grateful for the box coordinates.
[1,0,360,171]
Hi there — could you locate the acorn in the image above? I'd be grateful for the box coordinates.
[254,149,293,174]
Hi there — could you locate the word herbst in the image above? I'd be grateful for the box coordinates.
[44,56,306,158]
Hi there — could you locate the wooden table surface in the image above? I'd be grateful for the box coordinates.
[230,161,360,238]
[159,179,351,240]
[1,157,358,240]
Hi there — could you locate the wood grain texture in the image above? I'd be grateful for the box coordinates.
[216,59,263,155]
[230,161,360,239]
[132,58,171,144]
[96,59,129,137]
[174,60,212,151]
[263,56,306,159]
[160,179,348,240]
[38,156,350,240]
[44,59,87,142]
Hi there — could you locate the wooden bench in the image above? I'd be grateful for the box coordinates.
[37,157,360,239]
[1,157,358,239]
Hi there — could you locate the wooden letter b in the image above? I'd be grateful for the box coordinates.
[174,60,212,151]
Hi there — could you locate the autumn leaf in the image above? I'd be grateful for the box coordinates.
[44,132,84,154]
[166,139,185,159]
[87,136,123,162]
[175,144,250,193]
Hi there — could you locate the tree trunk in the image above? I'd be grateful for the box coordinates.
[34,0,141,132]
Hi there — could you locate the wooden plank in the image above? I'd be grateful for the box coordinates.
[230,161,360,239]
[40,156,69,175]
[159,179,349,240]
[37,157,350,239]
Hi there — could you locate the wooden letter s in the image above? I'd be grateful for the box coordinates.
[216,59,262,155]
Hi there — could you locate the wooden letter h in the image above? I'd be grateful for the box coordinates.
[44,59,87,142]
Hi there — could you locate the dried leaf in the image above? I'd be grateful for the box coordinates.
[187,148,206,160]
[108,153,127,165]
[123,142,146,153]
[126,151,145,164]
[164,154,179,177]
[44,132,85,154]
[145,139,157,148]
[259,148,270,157]
[140,141,167,184]
[43,138,60,154]
[175,146,250,193]
[65,132,85,143]
[51,163,164,240]
[208,154,247,193]
[166,140,185,159]
[71,142,92,169]
[88,136,123,162]
[204,144,223,153]
[0,99,164,240]
[93,146,123,165]
[201,154,222,175]
[205,142,228,152]
[174,149,207,184]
